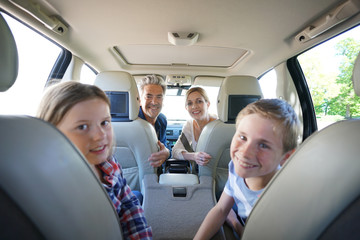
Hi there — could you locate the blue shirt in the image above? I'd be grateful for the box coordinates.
[224,161,263,222]
[138,107,172,158]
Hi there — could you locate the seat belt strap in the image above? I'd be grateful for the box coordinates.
[180,133,198,173]
[180,133,194,152]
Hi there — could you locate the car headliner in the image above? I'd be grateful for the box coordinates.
[1,0,359,78]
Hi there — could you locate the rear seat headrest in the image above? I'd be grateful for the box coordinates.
[353,52,360,97]
[94,71,140,121]
[217,75,263,122]
[0,14,18,92]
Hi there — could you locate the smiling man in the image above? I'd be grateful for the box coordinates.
[138,75,171,168]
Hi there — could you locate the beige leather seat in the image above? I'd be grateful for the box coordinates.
[242,53,360,239]
[95,71,159,192]
[0,14,122,239]
[196,75,263,199]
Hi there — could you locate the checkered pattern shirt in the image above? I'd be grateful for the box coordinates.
[98,157,152,239]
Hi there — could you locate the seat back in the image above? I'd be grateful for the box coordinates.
[95,71,158,191]
[196,75,262,199]
[242,52,360,239]
[0,117,123,239]
[0,14,122,239]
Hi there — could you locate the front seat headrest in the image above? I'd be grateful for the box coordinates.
[217,75,262,122]
[0,14,18,92]
[94,71,140,121]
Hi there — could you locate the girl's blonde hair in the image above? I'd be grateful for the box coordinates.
[36,81,110,126]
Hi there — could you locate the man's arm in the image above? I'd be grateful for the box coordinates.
[194,191,234,240]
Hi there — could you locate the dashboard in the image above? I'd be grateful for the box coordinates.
[166,122,184,149]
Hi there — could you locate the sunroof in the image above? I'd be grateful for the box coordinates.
[113,44,249,68]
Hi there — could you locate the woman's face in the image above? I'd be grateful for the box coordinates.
[185,91,210,121]
[57,98,113,166]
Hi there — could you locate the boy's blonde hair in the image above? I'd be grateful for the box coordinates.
[236,98,301,153]
[37,81,110,126]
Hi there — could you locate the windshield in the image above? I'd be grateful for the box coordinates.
[162,86,219,121]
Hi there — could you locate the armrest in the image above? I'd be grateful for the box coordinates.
[159,173,199,186]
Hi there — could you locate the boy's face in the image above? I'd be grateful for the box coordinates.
[57,98,113,166]
[230,113,288,182]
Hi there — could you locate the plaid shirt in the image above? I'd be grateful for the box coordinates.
[98,157,152,239]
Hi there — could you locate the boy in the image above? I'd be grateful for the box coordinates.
[194,98,301,239]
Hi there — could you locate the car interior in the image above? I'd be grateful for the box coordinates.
[1,0,360,239]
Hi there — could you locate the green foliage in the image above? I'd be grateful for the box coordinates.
[299,37,360,119]
[329,38,360,118]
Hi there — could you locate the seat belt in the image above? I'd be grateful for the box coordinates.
[180,133,198,173]
[180,133,194,153]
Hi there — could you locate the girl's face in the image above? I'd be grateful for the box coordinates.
[185,91,210,120]
[230,113,289,182]
[57,98,113,166]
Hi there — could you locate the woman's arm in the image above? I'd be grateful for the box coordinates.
[181,151,211,166]
[172,120,192,160]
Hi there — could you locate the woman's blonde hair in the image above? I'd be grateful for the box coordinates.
[236,98,301,153]
[36,81,110,126]
[185,87,210,105]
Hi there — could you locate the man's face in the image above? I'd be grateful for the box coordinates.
[140,84,164,122]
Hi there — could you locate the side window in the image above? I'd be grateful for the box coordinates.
[0,12,62,115]
[297,26,360,129]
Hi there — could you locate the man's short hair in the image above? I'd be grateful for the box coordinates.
[139,75,166,95]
